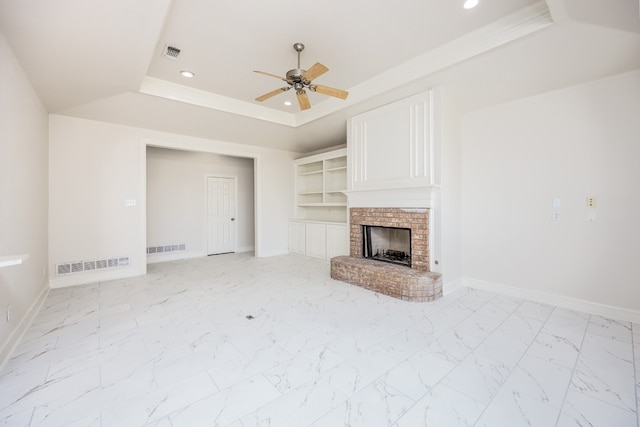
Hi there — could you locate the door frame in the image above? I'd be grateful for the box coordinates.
[204,174,238,255]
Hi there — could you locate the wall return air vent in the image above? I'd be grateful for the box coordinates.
[147,243,186,255]
[56,256,129,276]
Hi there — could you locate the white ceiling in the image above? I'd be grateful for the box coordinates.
[0,0,639,153]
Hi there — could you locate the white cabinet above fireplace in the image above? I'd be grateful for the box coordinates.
[347,90,440,208]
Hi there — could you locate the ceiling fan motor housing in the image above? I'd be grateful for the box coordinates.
[286,68,309,91]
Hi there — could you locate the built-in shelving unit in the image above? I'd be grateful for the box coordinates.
[290,148,349,260]
[294,148,347,223]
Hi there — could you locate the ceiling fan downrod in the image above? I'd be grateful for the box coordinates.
[293,42,305,69]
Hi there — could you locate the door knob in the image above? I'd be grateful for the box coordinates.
[231,218,235,221]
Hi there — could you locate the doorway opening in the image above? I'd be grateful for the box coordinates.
[145,146,255,264]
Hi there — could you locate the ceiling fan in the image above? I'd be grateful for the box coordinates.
[254,42,349,110]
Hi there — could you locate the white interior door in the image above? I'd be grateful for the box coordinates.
[207,177,236,255]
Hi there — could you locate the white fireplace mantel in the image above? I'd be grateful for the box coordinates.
[343,185,439,209]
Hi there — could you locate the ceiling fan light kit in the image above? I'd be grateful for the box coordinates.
[254,42,349,110]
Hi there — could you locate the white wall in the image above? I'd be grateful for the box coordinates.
[146,147,255,260]
[0,33,49,362]
[461,70,640,314]
[438,89,463,289]
[49,117,145,287]
[49,115,296,288]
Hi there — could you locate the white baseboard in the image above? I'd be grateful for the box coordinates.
[461,277,640,323]
[49,267,144,289]
[256,249,289,258]
[147,247,255,265]
[146,251,206,264]
[0,284,49,371]
[442,278,465,296]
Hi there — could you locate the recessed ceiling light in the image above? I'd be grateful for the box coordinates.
[180,70,195,78]
[284,101,292,106]
[463,0,479,9]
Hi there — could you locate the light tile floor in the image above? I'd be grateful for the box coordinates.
[0,253,638,426]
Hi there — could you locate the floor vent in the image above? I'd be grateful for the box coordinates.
[147,243,186,255]
[56,256,130,276]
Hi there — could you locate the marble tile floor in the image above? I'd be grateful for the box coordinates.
[0,253,638,426]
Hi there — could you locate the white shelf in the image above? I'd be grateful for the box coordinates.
[0,254,29,268]
[299,170,324,176]
[298,203,347,207]
[325,166,347,173]
[290,219,347,225]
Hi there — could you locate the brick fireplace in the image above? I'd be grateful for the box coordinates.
[331,207,442,302]
[350,208,430,271]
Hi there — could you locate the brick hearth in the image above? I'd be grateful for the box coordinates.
[331,256,442,302]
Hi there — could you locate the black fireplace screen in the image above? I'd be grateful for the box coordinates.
[362,225,411,267]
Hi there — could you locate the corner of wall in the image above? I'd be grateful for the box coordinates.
[0,283,49,371]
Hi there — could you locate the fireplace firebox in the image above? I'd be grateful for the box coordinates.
[362,225,411,267]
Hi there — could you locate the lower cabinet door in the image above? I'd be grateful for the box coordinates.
[288,221,306,255]
[326,224,349,259]
[305,223,327,259]
[289,221,348,260]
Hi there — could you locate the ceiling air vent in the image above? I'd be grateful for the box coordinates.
[163,45,181,60]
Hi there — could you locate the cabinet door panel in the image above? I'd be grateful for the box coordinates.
[288,222,306,255]
[326,224,349,259]
[305,223,327,259]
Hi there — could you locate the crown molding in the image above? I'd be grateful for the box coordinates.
[139,0,552,127]
[139,76,297,126]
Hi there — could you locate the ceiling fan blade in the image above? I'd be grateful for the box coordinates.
[255,87,290,102]
[302,63,329,81]
[311,84,349,100]
[254,70,287,81]
[297,90,311,110]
